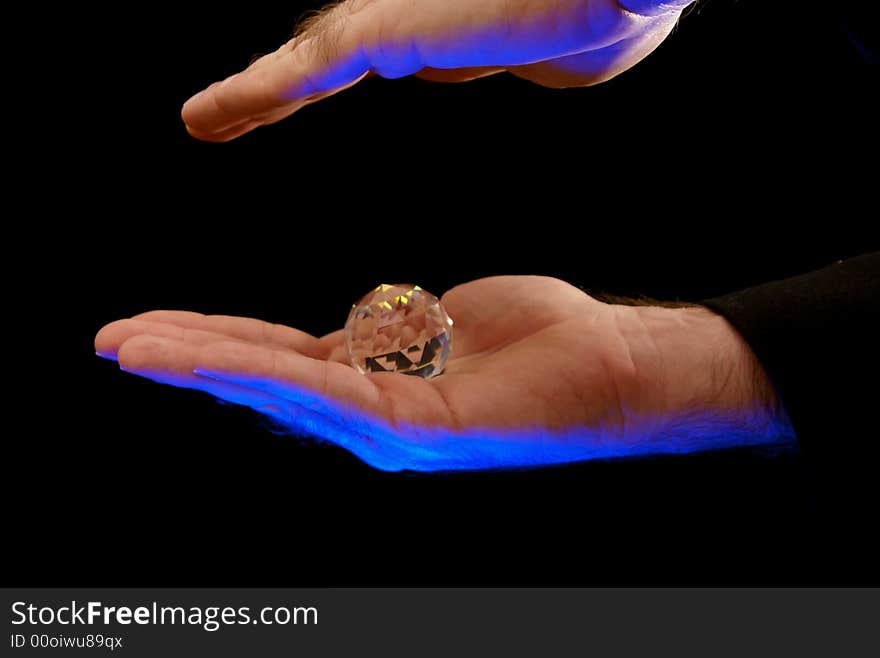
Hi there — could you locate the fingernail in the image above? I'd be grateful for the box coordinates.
[193,368,222,381]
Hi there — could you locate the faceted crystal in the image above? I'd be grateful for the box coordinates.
[344,284,453,379]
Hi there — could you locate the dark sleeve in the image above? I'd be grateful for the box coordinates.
[701,253,880,500]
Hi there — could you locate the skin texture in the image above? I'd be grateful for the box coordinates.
[137,1,792,469]
[181,0,695,141]
[95,276,793,472]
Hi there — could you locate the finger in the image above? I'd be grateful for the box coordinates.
[96,317,348,364]
[413,66,505,83]
[184,65,367,141]
[117,335,288,409]
[96,318,308,360]
[320,329,349,364]
[321,328,345,343]
[181,0,380,136]
[244,71,367,128]
[508,15,677,88]
[98,319,233,359]
[180,81,244,134]
[192,340,382,416]
[130,311,329,358]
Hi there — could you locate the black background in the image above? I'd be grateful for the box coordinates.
[12,1,878,584]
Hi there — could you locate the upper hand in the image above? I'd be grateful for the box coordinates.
[182,0,693,141]
[95,276,791,471]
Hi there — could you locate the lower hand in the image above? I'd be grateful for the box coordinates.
[95,276,792,471]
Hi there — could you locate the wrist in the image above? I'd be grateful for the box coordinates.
[624,304,794,448]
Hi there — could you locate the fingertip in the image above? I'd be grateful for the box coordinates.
[180,96,200,129]
[94,319,132,360]
[183,122,211,141]
[192,367,223,382]
[184,120,262,143]
[183,120,221,142]
[180,88,225,137]
[182,80,258,139]
[117,335,171,372]
[180,83,218,127]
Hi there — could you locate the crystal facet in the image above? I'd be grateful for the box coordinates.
[344,284,453,379]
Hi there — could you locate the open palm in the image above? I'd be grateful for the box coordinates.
[96,276,786,471]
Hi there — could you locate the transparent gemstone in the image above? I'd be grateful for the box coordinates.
[344,284,453,379]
